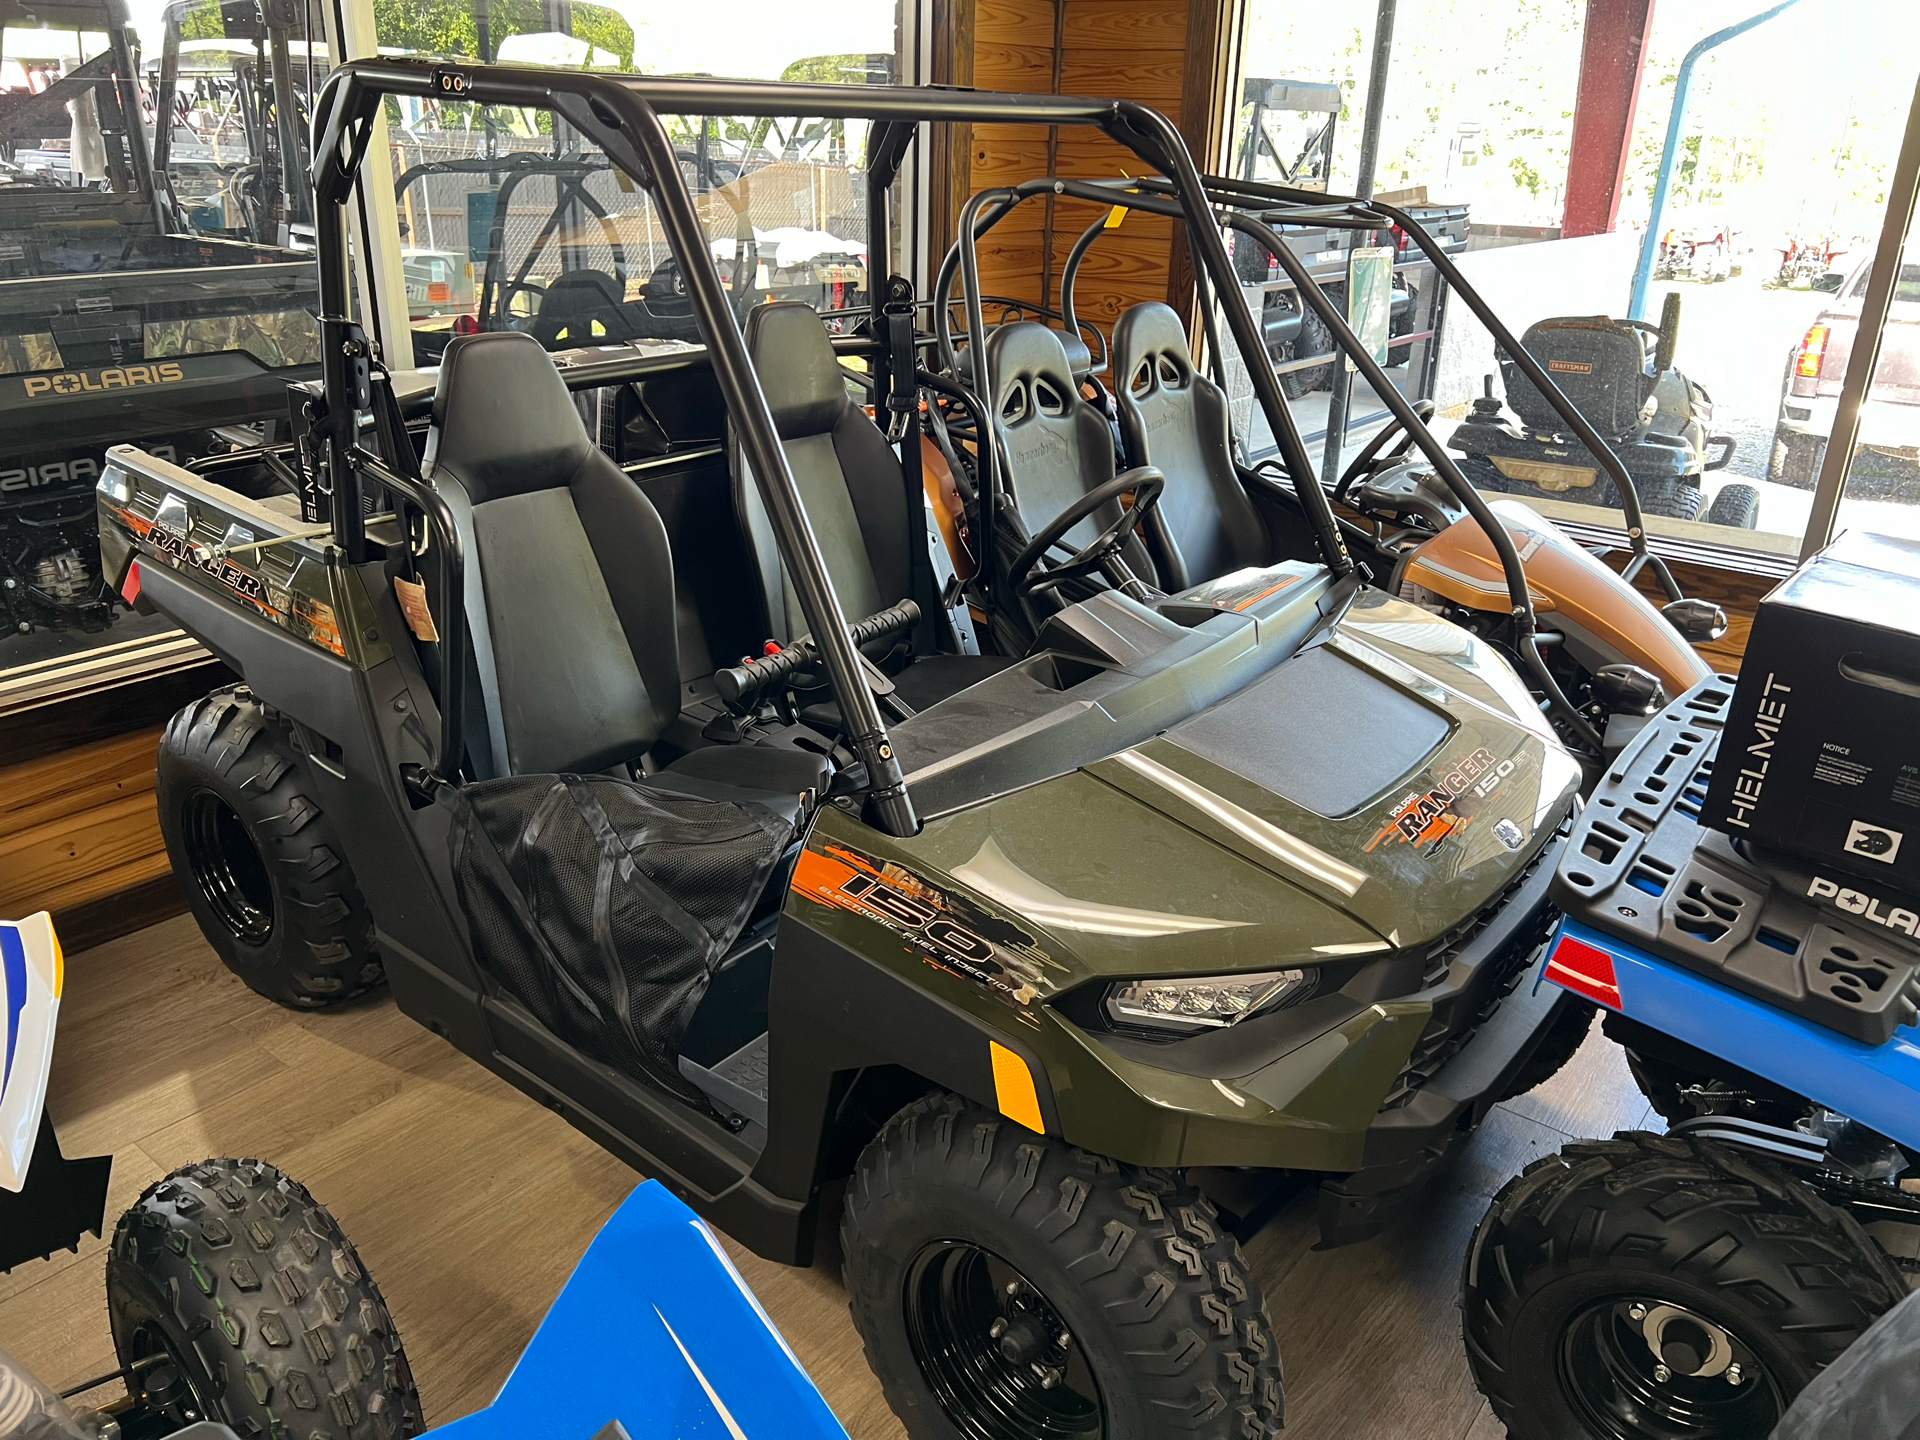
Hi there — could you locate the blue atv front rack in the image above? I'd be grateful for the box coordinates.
[1534,676,1920,1153]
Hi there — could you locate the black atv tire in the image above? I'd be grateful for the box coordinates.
[1768,430,1827,488]
[1632,475,1706,522]
[843,1092,1284,1440]
[107,1158,422,1440]
[1463,1131,1904,1440]
[1703,481,1762,529]
[1388,281,1417,367]
[1282,292,1335,398]
[1495,998,1594,1102]
[157,686,381,1008]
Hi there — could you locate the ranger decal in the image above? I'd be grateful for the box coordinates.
[1366,746,1524,854]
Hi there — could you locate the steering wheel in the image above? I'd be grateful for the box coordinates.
[1007,467,1164,599]
[497,278,548,326]
[1334,398,1436,504]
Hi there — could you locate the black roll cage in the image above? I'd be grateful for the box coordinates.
[308,59,1619,836]
[307,56,1379,842]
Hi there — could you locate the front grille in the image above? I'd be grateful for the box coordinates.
[1378,829,1564,1111]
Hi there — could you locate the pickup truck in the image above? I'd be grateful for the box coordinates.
[1768,246,1920,487]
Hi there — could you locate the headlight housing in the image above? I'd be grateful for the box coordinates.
[1106,968,1314,1034]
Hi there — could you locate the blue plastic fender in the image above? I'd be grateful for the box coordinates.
[1539,918,1920,1153]
[432,1181,850,1440]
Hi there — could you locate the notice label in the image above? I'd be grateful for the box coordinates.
[394,574,439,643]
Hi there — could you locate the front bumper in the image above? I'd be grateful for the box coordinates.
[1045,835,1568,1177]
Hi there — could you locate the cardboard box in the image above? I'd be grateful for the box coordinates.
[1702,531,1920,894]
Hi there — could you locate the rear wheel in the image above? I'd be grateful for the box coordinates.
[1767,429,1827,488]
[157,686,381,1008]
[107,1158,422,1440]
[1282,289,1336,397]
[1463,1131,1903,1440]
[843,1092,1284,1439]
[1703,481,1762,529]
[1634,476,1707,522]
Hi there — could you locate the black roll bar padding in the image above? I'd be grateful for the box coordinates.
[716,599,922,707]
[350,446,466,783]
[1224,208,1602,751]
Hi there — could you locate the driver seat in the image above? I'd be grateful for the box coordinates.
[422,331,829,816]
[732,301,1011,712]
[1110,302,1273,591]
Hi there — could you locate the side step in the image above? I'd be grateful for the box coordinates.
[678,1033,769,1129]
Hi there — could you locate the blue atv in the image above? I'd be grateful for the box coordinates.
[1,916,847,1440]
[1460,681,1920,1439]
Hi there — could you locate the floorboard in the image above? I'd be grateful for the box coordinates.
[0,919,1659,1439]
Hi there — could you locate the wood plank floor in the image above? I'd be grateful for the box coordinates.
[0,915,1656,1439]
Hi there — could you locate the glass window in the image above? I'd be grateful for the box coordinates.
[1830,220,1920,548]
[378,0,899,362]
[0,0,322,693]
[1221,0,1917,560]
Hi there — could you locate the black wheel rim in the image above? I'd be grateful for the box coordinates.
[182,789,274,945]
[903,1240,1104,1440]
[1560,1295,1785,1439]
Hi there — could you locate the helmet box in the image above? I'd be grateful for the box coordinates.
[1702,531,1920,896]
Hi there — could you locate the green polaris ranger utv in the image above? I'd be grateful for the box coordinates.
[99,59,1595,1439]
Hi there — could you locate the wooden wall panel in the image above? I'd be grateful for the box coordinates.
[0,727,173,925]
[949,0,1240,345]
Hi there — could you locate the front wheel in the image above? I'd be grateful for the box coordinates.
[1463,1131,1904,1440]
[842,1092,1284,1439]
[1703,481,1762,529]
[107,1159,422,1440]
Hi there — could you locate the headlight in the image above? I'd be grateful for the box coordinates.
[1106,969,1314,1033]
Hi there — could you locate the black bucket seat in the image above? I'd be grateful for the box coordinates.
[422,330,827,818]
[733,301,1009,712]
[1109,302,1274,591]
[980,322,1162,641]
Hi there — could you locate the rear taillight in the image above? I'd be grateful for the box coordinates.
[1390,223,1409,253]
[1795,323,1830,378]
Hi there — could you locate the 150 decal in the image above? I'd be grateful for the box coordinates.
[791,845,1051,1006]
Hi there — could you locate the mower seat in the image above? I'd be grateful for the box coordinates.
[1502,317,1654,440]
[423,331,827,817]
[1110,302,1272,591]
[733,301,1010,712]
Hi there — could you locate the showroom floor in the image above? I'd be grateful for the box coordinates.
[0,916,1658,1439]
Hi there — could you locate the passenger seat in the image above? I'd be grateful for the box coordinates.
[1110,301,1275,591]
[421,330,828,820]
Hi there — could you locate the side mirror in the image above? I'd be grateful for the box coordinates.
[1591,663,1666,717]
[1662,596,1730,644]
